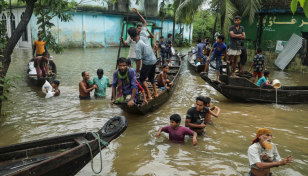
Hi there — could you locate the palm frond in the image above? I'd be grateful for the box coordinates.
[220,0,238,35]
[175,0,206,25]
[240,0,261,25]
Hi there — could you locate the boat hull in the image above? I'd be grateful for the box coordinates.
[115,55,182,115]
[201,74,308,104]
[0,116,128,176]
[26,59,57,87]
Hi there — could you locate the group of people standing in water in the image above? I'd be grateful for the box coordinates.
[32,7,294,175]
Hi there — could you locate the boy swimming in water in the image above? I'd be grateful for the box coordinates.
[157,64,173,89]
[156,114,197,146]
[46,80,60,96]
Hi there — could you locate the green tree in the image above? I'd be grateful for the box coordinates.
[291,0,308,17]
[192,10,221,42]
[175,0,261,36]
[0,0,77,115]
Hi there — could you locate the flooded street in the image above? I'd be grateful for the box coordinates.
[1,47,308,175]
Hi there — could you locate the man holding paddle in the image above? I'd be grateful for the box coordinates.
[127,8,158,100]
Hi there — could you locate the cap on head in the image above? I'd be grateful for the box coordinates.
[251,128,272,145]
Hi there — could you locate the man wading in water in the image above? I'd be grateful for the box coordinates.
[111,57,138,107]
[128,8,158,100]
[248,128,294,176]
[228,16,245,77]
[79,71,97,99]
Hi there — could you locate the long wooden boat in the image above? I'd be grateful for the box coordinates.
[210,60,253,78]
[115,54,182,115]
[26,58,57,87]
[187,51,205,73]
[201,73,308,104]
[0,116,128,176]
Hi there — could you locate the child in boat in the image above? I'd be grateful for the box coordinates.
[93,69,111,98]
[157,64,173,89]
[249,47,266,83]
[257,70,273,88]
[156,114,197,146]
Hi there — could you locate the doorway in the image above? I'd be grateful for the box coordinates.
[302,32,308,65]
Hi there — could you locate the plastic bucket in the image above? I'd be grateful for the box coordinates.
[272,79,281,89]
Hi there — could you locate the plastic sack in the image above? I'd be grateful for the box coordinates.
[45,91,55,98]
[42,80,52,94]
[196,62,201,66]
[171,47,175,55]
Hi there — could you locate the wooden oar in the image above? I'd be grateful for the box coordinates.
[116,23,126,69]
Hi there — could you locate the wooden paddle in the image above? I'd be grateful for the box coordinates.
[116,23,126,69]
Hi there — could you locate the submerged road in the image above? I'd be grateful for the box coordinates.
[0,47,307,175]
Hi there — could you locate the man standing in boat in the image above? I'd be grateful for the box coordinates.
[191,38,206,64]
[228,16,245,77]
[128,8,158,100]
[248,128,293,176]
[120,24,154,68]
[34,52,49,79]
[111,57,138,107]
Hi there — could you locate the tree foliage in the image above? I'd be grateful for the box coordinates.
[33,0,78,54]
[0,0,77,114]
[192,10,221,42]
[291,0,308,18]
[175,0,261,36]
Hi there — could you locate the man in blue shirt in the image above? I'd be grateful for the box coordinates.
[191,38,206,64]
[201,35,228,83]
[158,36,168,65]
[127,8,158,100]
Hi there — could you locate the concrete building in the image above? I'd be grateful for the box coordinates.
[1,0,193,49]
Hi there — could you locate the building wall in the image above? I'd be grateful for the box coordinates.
[237,13,308,73]
[2,0,192,49]
[2,8,32,49]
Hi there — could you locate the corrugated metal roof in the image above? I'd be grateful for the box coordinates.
[275,33,303,70]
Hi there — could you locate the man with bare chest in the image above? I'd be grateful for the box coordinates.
[79,71,97,99]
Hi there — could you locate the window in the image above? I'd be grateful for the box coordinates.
[20,12,28,41]
[1,13,6,29]
[10,13,15,33]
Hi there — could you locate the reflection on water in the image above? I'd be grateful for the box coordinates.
[1,47,307,175]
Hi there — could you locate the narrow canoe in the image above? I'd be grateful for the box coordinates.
[0,116,128,176]
[201,74,308,104]
[187,51,205,73]
[26,58,57,87]
[115,54,182,115]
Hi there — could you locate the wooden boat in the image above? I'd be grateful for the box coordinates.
[26,58,57,87]
[201,70,308,104]
[187,51,205,73]
[115,54,182,115]
[209,60,253,79]
[0,116,128,176]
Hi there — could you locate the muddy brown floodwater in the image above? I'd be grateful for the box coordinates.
[0,47,308,175]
